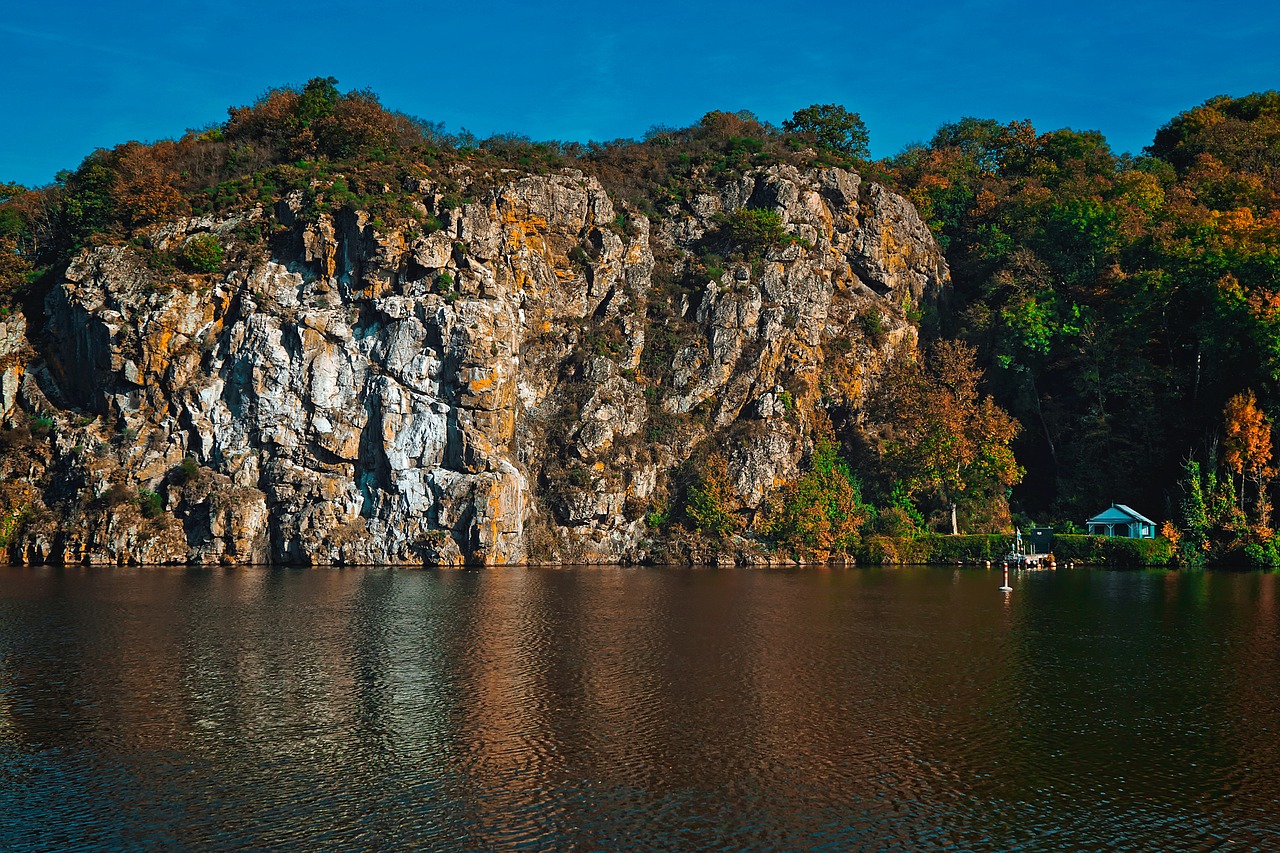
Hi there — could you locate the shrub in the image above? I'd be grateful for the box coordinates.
[138,489,163,519]
[701,254,726,283]
[174,455,199,484]
[684,454,742,536]
[720,207,789,257]
[182,233,224,273]
[645,500,671,528]
[1242,541,1280,569]
[29,415,53,438]
[100,483,134,509]
[856,534,934,565]
[760,437,869,561]
[0,504,27,549]
[860,310,888,346]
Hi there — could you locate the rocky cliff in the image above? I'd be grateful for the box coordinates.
[0,163,946,565]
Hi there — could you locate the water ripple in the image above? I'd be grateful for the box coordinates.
[1,566,1279,850]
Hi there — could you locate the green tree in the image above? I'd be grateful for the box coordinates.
[1177,459,1211,564]
[296,76,340,127]
[60,157,118,246]
[783,104,869,159]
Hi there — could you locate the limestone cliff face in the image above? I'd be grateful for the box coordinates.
[2,164,946,565]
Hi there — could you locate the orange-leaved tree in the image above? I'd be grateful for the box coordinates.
[874,340,1023,534]
[1221,389,1275,536]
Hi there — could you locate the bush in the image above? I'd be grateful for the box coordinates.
[860,310,888,346]
[644,500,671,528]
[174,455,199,484]
[0,504,27,549]
[760,437,870,561]
[719,207,790,257]
[856,534,933,565]
[99,483,134,509]
[1242,541,1280,569]
[138,489,163,519]
[182,233,224,273]
[29,415,53,438]
[684,454,741,536]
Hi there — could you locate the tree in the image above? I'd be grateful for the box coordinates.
[1221,390,1274,526]
[0,183,24,205]
[783,104,869,159]
[874,341,1023,533]
[0,184,35,310]
[296,76,340,127]
[111,141,186,228]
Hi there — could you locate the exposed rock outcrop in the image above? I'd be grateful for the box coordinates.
[0,164,947,565]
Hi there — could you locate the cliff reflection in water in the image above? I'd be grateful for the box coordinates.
[1,566,1279,851]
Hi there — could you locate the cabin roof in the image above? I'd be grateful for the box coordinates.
[1087,504,1156,526]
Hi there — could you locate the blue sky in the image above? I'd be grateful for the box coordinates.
[3,0,1279,187]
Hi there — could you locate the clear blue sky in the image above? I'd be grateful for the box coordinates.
[3,0,1279,187]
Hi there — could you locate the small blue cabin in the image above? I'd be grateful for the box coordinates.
[1086,504,1156,539]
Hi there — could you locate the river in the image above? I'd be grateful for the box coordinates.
[0,566,1276,851]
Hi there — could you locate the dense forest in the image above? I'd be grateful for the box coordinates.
[2,79,1278,566]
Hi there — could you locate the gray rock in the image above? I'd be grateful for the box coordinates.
[4,165,947,566]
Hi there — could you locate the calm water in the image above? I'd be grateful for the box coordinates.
[0,566,1277,851]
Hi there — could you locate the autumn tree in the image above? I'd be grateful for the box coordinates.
[111,141,186,228]
[873,341,1023,534]
[0,183,36,311]
[1221,390,1275,533]
[223,77,419,164]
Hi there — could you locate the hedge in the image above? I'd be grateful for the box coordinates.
[855,533,1010,565]
[851,533,1173,567]
[1051,534,1173,568]
[920,534,1011,563]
